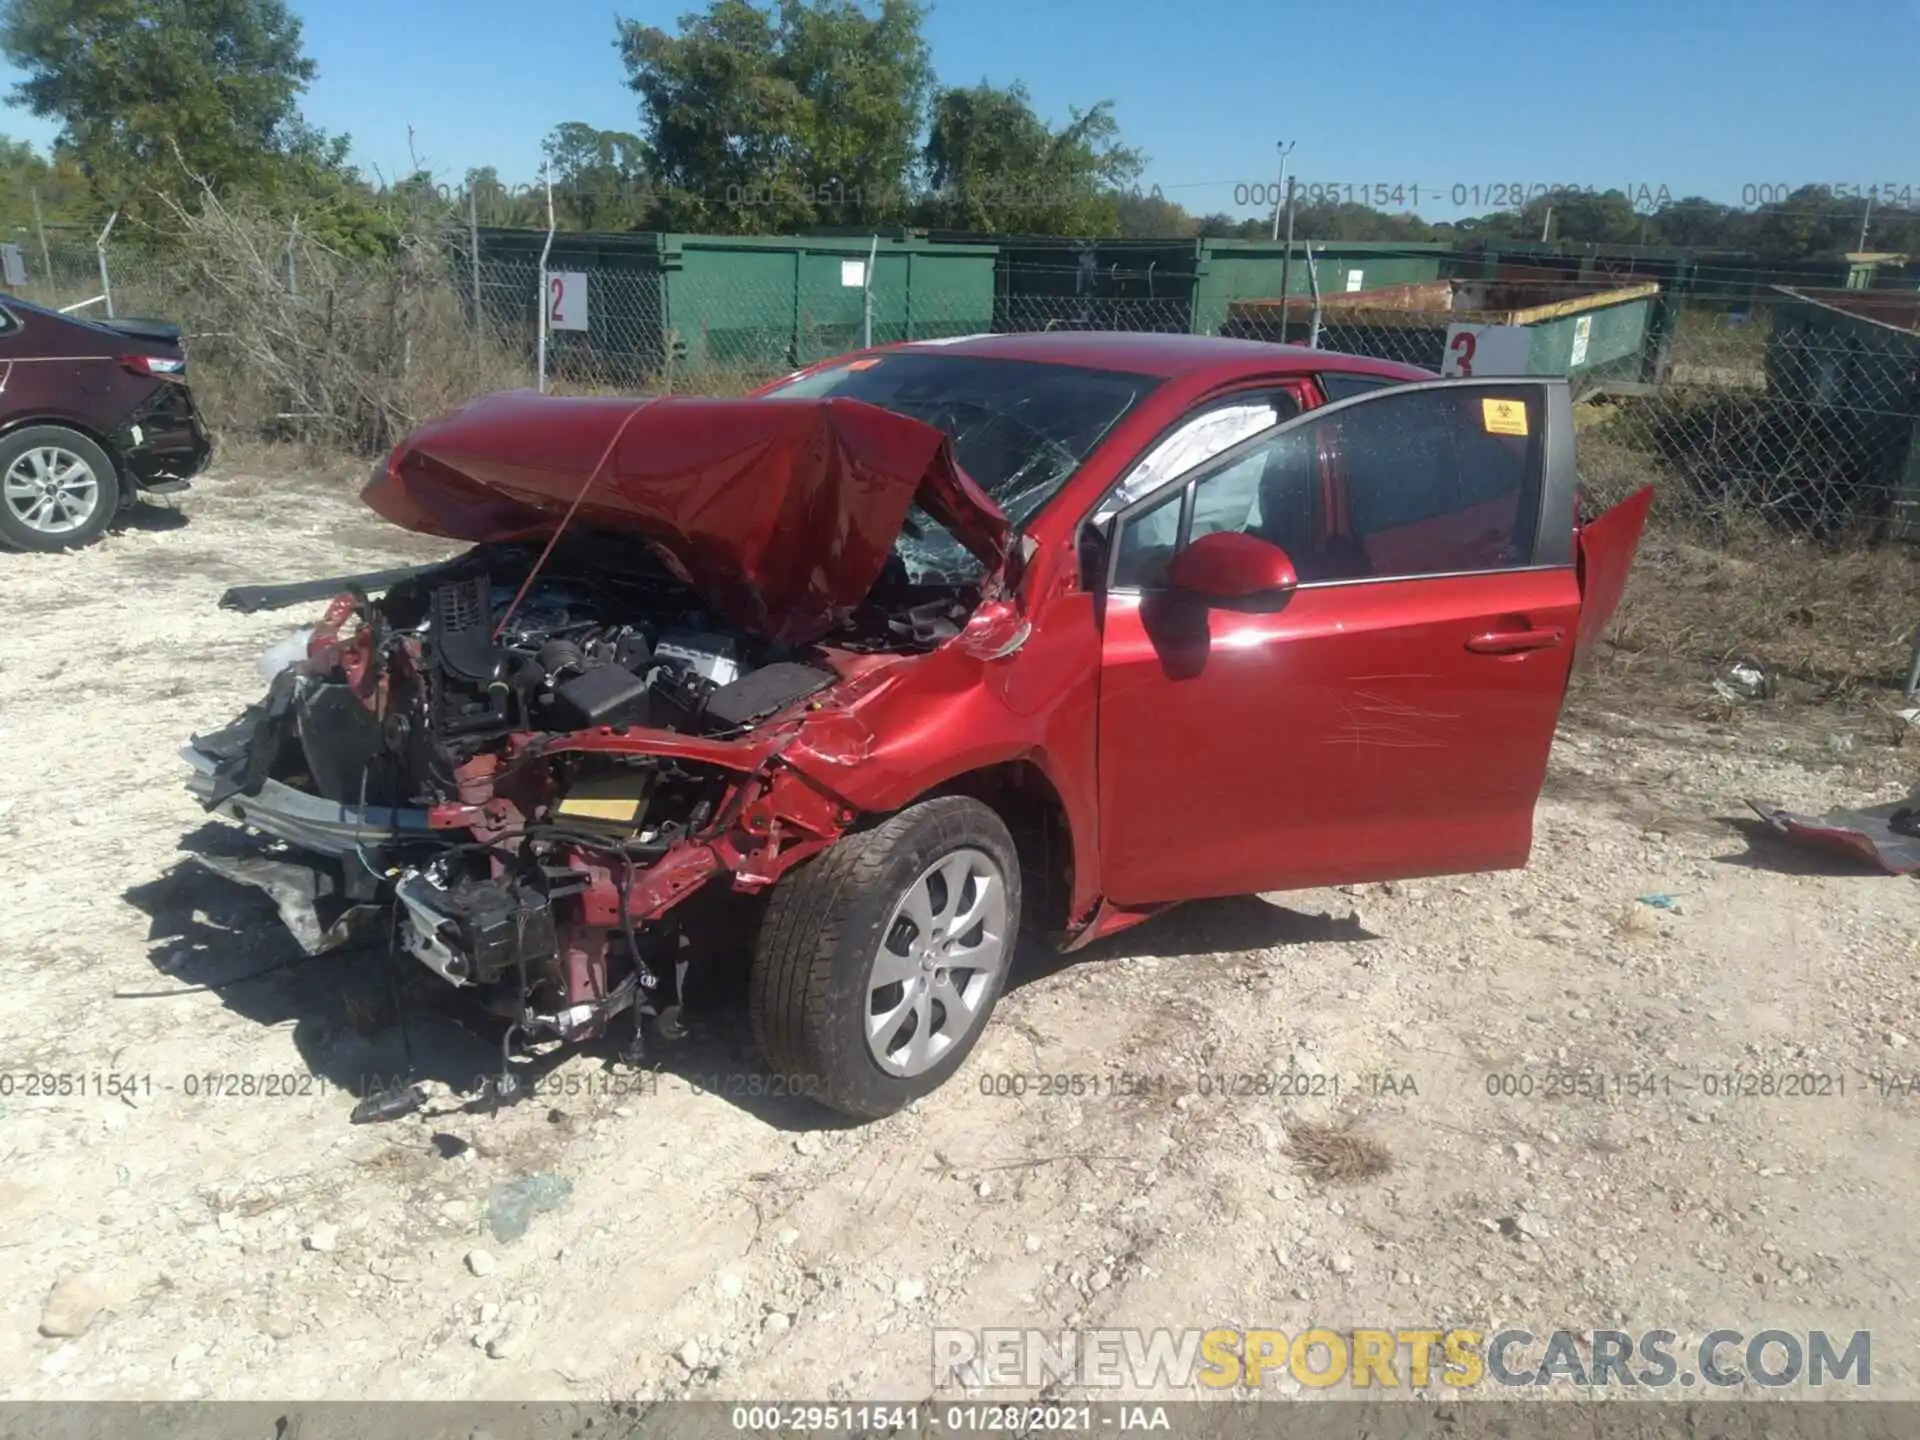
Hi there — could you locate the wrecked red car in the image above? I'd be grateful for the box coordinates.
[183,333,1651,1118]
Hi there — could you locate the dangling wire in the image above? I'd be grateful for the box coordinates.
[492,397,660,642]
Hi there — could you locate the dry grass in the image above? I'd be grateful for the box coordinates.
[1282,1120,1393,1184]
[657,364,781,398]
[1583,514,1920,720]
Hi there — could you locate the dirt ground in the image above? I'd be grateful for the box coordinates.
[3,465,1917,1405]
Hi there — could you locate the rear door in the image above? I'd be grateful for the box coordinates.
[1094,377,1585,905]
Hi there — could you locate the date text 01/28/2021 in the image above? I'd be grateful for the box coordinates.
[973,1070,1358,1100]
[726,1405,1167,1433]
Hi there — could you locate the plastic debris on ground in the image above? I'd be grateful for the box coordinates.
[1712,659,1775,704]
[1746,797,1920,876]
[1636,893,1680,911]
[486,1174,573,1243]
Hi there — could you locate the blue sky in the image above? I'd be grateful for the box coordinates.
[2,0,1917,220]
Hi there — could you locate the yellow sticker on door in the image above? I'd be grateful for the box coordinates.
[1482,398,1529,436]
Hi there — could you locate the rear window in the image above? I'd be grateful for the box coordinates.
[766,352,1159,582]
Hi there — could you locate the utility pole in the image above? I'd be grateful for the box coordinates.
[1540,206,1554,243]
[1858,193,1874,253]
[1268,140,1295,242]
[536,163,554,393]
[468,187,482,332]
[1277,176,1298,341]
[1304,243,1323,349]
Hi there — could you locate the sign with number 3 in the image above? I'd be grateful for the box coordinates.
[1441,322,1530,378]
[547,272,590,332]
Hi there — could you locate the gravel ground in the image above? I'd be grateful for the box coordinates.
[2,468,1916,1404]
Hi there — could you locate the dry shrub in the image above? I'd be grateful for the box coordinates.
[1283,1119,1393,1184]
[161,191,532,453]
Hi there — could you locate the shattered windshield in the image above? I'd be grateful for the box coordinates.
[765,351,1159,582]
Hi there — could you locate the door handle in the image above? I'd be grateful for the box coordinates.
[1465,626,1565,654]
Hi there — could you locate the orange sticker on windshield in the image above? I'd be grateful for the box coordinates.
[848,358,882,370]
[1482,398,1528,436]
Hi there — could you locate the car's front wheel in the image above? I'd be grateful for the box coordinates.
[750,797,1021,1118]
[0,426,120,552]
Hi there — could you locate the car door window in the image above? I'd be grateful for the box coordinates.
[1112,483,1185,588]
[1110,383,1549,590]
[1092,391,1300,525]
[1335,387,1542,576]
[1317,372,1399,402]
[1187,447,1274,544]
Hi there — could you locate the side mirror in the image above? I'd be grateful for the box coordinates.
[1165,530,1299,601]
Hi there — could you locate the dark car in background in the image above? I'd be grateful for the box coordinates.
[0,296,212,551]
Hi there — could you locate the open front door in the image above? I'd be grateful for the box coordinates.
[1094,377,1587,907]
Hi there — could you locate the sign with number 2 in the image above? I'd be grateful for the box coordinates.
[547,272,589,332]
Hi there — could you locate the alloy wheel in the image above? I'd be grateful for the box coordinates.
[864,847,1010,1077]
[3,446,100,536]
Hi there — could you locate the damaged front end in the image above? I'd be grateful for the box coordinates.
[183,394,1011,1076]
[184,529,974,1059]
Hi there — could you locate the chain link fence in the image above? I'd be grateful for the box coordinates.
[10,229,1918,542]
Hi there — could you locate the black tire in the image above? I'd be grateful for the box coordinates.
[750,796,1021,1119]
[0,425,121,552]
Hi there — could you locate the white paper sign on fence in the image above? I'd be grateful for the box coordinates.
[547,272,590,332]
[840,260,866,288]
[1569,314,1593,367]
[1441,323,1532,377]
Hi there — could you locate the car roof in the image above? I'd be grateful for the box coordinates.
[890,329,1434,382]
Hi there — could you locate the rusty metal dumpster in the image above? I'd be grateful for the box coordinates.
[1224,277,1660,394]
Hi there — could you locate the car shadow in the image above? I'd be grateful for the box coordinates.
[114,499,190,533]
[124,825,535,1119]
[1006,892,1377,991]
[126,832,1377,1135]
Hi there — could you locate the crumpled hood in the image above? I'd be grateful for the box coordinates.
[362,391,1011,646]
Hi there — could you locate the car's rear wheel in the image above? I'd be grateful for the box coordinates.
[0,426,120,552]
[750,797,1021,1118]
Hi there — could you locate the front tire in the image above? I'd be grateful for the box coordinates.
[0,426,120,552]
[750,797,1021,1118]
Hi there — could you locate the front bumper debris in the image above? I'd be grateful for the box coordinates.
[182,736,432,857]
[185,850,387,956]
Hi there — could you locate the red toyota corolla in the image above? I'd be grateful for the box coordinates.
[183,332,1650,1118]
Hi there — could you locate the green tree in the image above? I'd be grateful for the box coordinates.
[456,165,540,229]
[919,82,1142,235]
[0,0,331,217]
[1516,189,1644,245]
[1284,200,1440,243]
[543,122,650,230]
[1193,211,1254,239]
[1749,184,1858,262]
[776,0,929,225]
[0,134,91,234]
[618,0,931,232]
[1648,195,1747,250]
[1116,187,1194,238]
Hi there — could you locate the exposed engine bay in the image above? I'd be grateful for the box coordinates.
[184,527,977,1098]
